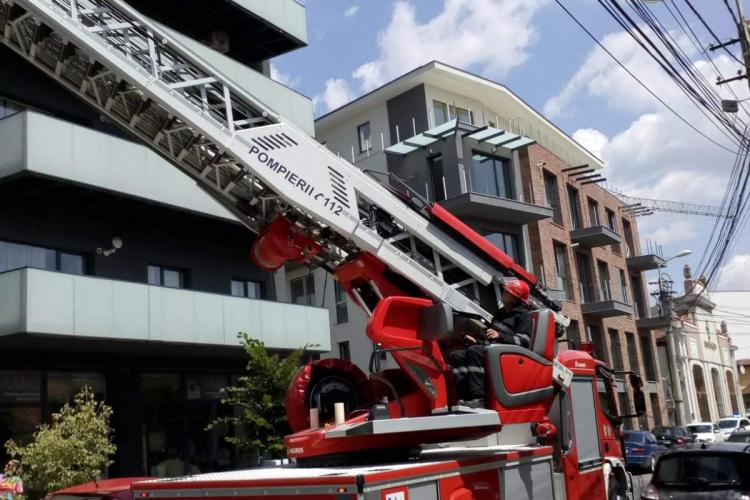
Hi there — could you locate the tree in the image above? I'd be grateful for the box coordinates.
[5,387,116,500]
[208,333,307,460]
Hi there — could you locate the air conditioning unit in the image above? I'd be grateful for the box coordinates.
[206,30,230,54]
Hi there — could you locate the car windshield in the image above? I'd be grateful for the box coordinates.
[687,425,712,433]
[727,434,750,443]
[655,454,745,487]
[718,419,739,429]
[653,427,671,436]
[625,432,645,443]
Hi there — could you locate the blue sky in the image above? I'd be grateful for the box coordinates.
[273,0,750,344]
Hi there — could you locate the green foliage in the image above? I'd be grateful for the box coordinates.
[5,387,116,500]
[208,333,308,458]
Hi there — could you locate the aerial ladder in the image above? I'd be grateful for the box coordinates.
[0,1,647,498]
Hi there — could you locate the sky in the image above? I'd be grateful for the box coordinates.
[272,0,750,350]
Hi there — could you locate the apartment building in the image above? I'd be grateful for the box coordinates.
[662,269,746,423]
[0,0,328,476]
[311,61,668,428]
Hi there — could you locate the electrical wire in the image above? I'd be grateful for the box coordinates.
[552,0,739,154]
[683,0,747,67]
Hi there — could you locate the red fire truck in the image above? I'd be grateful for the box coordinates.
[2,0,647,498]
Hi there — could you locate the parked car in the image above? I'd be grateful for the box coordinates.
[624,430,667,472]
[716,416,750,441]
[651,426,694,447]
[726,429,750,444]
[641,442,750,499]
[686,422,723,443]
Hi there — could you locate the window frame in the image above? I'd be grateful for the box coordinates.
[567,186,582,230]
[334,281,349,324]
[470,151,515,199]
[543,171,563,225]
[587,197,600,226]
[357,121,371,153]
[230,278,263,299]
[148,264,187,289]
[290,274,315,306]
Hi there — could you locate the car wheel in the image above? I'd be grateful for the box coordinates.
[649,456,656,472]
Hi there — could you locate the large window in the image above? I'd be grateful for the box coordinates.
[433,100,449,125]
[0,240,85,275]
[148,265,186,288]
[576,253,595,302]
[553,241,572,300]
[588,325,607,363]
[588,198,600,226]
[608,329,624,371]
[230,279,263,299]
[626,332,640,374]
[291,275,315,306]
[639,334,657,380]
[454,106,473,124]
[616,269,629,303]
[567,186,582,230]
[597,260,611,300]
[484,231,521,265]
[543,172,563,225]
[334,281,348,324]
[429,155,446,202]
[357,122,371,153]
[470,153,514,199]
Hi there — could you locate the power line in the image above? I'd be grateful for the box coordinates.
[552,0,738,154]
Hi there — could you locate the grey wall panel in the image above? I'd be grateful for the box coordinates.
[502,460,555,500]
[387,84,429,145]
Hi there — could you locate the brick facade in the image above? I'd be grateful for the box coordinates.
[520,145,669,429]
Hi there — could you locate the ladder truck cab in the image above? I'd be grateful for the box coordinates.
[1,0,647,498]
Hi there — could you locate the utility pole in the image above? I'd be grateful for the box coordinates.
[736,0,750,91]
[657,272,686,426]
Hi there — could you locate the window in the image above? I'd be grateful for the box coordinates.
[553,242,572,300]
[567,186,582,230]
[484,232,521,264]
[470,153,514,199]
[433,100,449,125]
[567,320,580,344]
[626,333,640,373]
[571,379,602,468]
[588,325,607,363]
[608,329,624,371]
[291,275,315,306]
[0,240,85,275]
[338,341,351,361]
[148,265,186,288]
[617,269,629,303]
[606,208,617,231]
[597,260,611,300]
[357,122,371,153]
[334,282,348,324]
[576,253,595,302]
[231,279,262,299]
[639,334,657,380]
[543,172,563,225]
[429,155,446,202]
[588,198,600,226]
[453,106,473,124]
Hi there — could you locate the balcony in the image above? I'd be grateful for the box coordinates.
[439,192,553,225]
[580,283,634,318]
[0,268,330,352]
[0,111,236,220]
[627,254,666,272]
[570,225,621,248]
[127,0,307,63]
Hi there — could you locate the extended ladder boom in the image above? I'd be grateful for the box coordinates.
[0,0,557,321]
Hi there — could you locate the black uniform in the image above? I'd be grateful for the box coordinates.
[449,305,533,402]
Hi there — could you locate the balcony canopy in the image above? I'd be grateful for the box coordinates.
[385,120,536,157]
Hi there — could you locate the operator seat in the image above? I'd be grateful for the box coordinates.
[485,309,558,424]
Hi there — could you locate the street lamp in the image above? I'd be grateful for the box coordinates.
[658,249,692,426]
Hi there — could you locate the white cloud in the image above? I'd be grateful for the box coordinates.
[715,254,750,291]
[316,78,354,113]
[572,128,608,161]
[344,5,359,17]
[269,63,299,89]
[639,217,699,246]
[351,0,548,92]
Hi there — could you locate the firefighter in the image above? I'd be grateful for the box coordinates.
[448,279,532,408]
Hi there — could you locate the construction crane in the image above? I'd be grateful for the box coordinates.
[614,194,730,218]
[0,1,647,498]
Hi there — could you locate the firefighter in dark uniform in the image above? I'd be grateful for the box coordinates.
[449,279,533,408]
